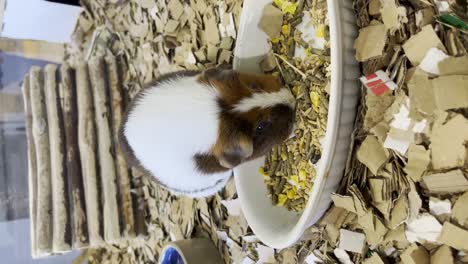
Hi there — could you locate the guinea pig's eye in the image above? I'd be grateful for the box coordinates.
[256,120,272,134]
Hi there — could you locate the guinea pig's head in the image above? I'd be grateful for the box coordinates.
[198,68,296,170]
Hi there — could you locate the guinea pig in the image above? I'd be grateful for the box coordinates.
[119,68,296,198]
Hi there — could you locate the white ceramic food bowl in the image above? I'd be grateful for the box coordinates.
[233,0,360,249]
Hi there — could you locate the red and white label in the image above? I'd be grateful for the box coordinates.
[359,70,397,96]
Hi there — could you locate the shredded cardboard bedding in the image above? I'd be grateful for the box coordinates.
[65,0,468,263]
[258,0,330,212]
[317,0,468,263]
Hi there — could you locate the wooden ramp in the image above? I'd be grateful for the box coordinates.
[22,56,147,258]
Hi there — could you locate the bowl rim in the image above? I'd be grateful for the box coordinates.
[233,0,347,249]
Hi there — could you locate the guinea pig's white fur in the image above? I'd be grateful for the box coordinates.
[124,75,229,197]
[124,74,295,197]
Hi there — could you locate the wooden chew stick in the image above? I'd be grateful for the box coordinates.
[29,67,52,256]
[44,64,71,252]
[116,58,146,236]
[61,64,89,248]
[115,58,147,236]
[106,55,135,237]
[130,167,148,236]
[88,57,121,243]
[22,74,38,257]
[76,61,103,246]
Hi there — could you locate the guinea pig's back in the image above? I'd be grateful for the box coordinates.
[124,75,230,193]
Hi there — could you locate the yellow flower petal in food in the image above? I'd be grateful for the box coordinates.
[277,194,288,206]
[259,167,268,177]
[292,86,300,96]
[310,91,320,110]
[282,24,290,35]
[299,169,307,181]
[287,189,295,199]
[290,175,299,184]
[281,153,287,161]
[316,25,325,38]
[273,0,284,7]
[271,37,280,43]
[282,1,297,15]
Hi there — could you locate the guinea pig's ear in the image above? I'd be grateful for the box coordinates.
[214,132,253,169]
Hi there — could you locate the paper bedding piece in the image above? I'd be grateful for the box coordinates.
[439,222,468,251]
[400,245,430,264]
[357,135,390,175]
[258,4,283,38]
[430,115,468,170]
[338,229,366,254]
[405,213,442,243]
[354,22,387,62]
[419,47,449,75]
[422,170,468,194]
[334,248,354,264]
[452,192,468,228]
[432,75,468,110]
[402,25,447,65]
[429,198,451,216]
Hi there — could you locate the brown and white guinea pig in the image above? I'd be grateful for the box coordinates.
[119,68,296,198]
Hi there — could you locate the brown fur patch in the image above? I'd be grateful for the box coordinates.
[193,153,230,174]
[237,71,283,93]
[194,68,294,173]
[212,112,253,168]
[197,68,283,106]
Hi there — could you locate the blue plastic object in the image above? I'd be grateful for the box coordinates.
[160,247,185,264]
